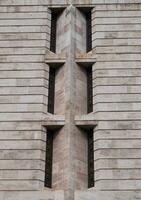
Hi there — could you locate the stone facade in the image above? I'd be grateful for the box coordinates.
[0,0,141,200]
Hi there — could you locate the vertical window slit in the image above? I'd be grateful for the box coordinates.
[88,129,94,188]
[50,12,57,53]
[86,11,92,52]
[87,67,93,113]
[48,68,55,114]
[45,130,53,188]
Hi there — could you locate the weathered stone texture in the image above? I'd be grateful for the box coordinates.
[92,2,141,193]
[0,2,51,194]
[0,1,141,200]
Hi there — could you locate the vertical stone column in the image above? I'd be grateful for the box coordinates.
[64,5,77,200]
[51,5,88,200]
[64,5,88,199]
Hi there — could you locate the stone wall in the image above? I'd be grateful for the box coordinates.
[0,0,141,200]
[93,3,141,191]
[0,1,51,193]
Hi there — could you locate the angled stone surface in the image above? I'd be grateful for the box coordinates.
[0,1,141,200]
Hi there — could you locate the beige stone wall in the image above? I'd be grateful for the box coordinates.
[0,2,51,193]
[92,3,141,191]
[0,0,141,200]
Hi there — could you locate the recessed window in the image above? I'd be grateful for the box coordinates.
[87,67,93,113]
[77,7,92,52]
[50,11,57,53]
[44,130,54,188]
[50,8,64,53]
[48,68,55,114]
[87,128,94,188]
[86,11,92,52]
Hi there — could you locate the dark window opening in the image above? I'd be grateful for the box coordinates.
[45,130,54,188]
[48,68,55,114]
[87,67,93,113]
[86,11,92,52]
[50,8,64,53]
[50,12,57,53]
[87,128,94,188]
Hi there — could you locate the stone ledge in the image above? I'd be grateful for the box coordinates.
[42,114,97,129]
[45,50,66,67]
[75,114,97,129]
[75,51,96,67]
[42,114,65,129]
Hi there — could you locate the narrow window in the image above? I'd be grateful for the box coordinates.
[86,11,92,52]
[50,11,57,53]
[88,129,94,188]
[87,67,93,113]
[48,68,55,114]
[45,130,53,188]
